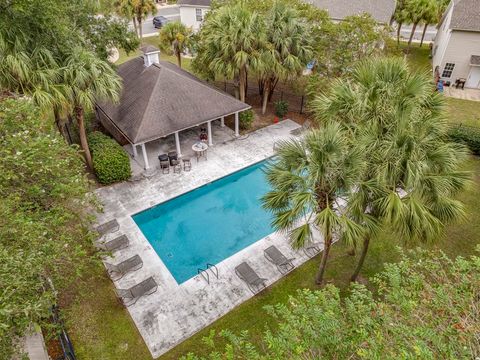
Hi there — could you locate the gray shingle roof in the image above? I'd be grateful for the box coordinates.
[450,0,480,32]
[471,55,480,65]
[177,0,211,6]
[140,45,160,54]
[308,0,396,23]
[97,58,250,144]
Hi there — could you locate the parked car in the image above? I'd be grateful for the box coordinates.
[153,16,169,29]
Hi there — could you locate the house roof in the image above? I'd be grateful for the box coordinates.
[471,55,480,65]
[97,58,250,144]
[308,0,396,23]
[177,0,211,6]
[450,0,480,32]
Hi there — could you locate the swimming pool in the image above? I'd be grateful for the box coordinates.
[132,160,274,284]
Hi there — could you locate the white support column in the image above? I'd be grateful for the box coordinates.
[234,112,240,137]
[207,121,213,146]
[141,143,150,170]
[220,116,225,127]
[132,144,138,158]
[174,131,182,157]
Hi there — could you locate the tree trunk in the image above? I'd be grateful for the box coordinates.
[75,106,93,169]
[54,109,67,141]
[176,50,182,68]
[132,17,139,38]
[408,22,418,47]
[315,235,332,285]
[420,23,428,47]
[396,22,403,45]
[268,76,278,102]
[350,235,371,282]
[138,17,143,39]
[261,80,270,115]
[239,67,246,103]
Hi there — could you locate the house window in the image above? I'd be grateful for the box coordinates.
[442,63,455,78]
[196,8,203,21]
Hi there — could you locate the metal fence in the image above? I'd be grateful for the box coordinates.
[213,81,308,114]
[51,305,77,360]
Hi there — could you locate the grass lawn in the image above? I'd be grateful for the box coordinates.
[64,39,480,360]
[445,98,480,127]
[116,36,192,72]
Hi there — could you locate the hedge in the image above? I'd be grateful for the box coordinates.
[88,132,131,184]
[239,110,254,130]
[448,125,480,156]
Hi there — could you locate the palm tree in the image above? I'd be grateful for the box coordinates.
[393,0,408,45]
[0,31,71,135]
[159,21,193,68]
[312,57,470,282]
[133,0,157,39]
[115,0,138,37]
[257,2,312,114]
[62,48,122,169]
[406,0,437,47]
[262,123,366,285]
[193,4,265,102]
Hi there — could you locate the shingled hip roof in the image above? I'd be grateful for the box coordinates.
[450,0,480,32]
[97,58,250,144]
[308,0,396,24]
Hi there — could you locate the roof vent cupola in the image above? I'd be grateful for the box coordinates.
[140,45,160,67]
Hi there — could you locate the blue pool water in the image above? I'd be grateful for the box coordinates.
[132,160,274,284]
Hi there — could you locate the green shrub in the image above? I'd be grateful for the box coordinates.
[274,100,289,118]
[448,125,480,155]
[239,110,254,130]
[88,132,131,184]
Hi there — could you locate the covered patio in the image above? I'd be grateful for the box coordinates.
[124,119,237,175]
[95,45,250,173]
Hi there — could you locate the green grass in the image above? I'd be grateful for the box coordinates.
[65,38,480,360]
[385,40,432,72]
[116,36,192,72]
[445,98,480,127]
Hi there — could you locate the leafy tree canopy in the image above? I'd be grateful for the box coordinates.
[0,98,98,357]
[0,0,138,61]
[184,248,480,359]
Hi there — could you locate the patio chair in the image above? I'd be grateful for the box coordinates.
[182,158,191,171]
[264,245,295,274]
[160,160,170,174]
[105,255,143,280]
[171,159,182,173]
[235,262,267,294]
[98,234,129,252]
[168,151,178,165]
[115,276,158,307]
[96,219,119,236]
[303,242,321,258]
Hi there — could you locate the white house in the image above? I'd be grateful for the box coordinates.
[178,0,210,32]
[432,0,480,89]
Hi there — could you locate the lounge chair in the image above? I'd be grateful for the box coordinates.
[98,234,129,252]
[96,219,119,236]
[235,262,267,294]
[115,276,158,307]
[105,255,143,280]
[303,242,321,258]
[264,245,295,274]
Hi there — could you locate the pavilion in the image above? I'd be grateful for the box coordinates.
[95,45,250,170]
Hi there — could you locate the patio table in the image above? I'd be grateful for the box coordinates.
[192,142,208,162]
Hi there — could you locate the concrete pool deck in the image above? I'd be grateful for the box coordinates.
[95,119,325,358]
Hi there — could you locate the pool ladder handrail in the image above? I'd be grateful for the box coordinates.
[197,263,219,284]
